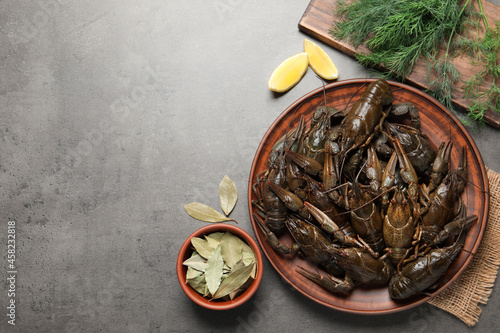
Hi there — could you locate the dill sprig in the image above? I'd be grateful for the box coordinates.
[332,0,463,79]
[330,0,500,125]
[426,55,461,112]
[461,20,500,124]
[425,0,469,114]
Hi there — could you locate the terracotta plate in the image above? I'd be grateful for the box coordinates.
[248,79,490,314]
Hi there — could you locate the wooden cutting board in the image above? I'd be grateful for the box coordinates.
[298,0,500,127]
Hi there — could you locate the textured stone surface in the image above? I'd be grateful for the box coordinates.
[1,1,499,332]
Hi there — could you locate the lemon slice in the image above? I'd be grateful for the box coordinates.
[268,52,309,93]
[304,39,338,80]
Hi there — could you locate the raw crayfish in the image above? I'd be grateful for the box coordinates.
[252,79,477,299]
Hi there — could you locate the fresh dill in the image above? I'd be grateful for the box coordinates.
[461,19,500,124]
[330,0,500,125]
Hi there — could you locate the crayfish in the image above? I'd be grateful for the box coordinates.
[252,79,477,299]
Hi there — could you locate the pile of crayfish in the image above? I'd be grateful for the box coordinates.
[252,79,477,300]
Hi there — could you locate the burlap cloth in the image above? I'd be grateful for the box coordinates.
[428,168,500,326]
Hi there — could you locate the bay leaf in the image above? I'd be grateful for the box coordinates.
[212,262,255,300]
[204,231,226,248]
[241,240,256,277]
[228,288,242,300]
[219,175,238,216]
[240,273,255,290]
[242,248,255,266]
[240,239,254,254]
[190,237,214,259]
[231,259,246,271]
[235,257,257,278]
[220,232,243,268]
[223,266,255,300]
[250,260,257,279]
[205,244,224,296]
[186,268,207,295]
[184,202,235,223]
[183,253,207,272]
[186,266,203,281]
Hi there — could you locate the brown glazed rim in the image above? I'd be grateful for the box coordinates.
[176,223,264,310]
[247,78,490,315]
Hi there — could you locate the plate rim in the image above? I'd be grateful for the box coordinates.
[247,78,490,315]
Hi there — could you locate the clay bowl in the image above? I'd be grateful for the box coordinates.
[247,78,489,314]
[177,223,263,310]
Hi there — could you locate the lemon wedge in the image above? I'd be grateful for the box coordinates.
[268,52,309,93]
[304,39,338,80]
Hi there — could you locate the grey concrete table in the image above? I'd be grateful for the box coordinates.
[1,1,499,332]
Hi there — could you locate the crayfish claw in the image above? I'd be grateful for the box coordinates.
[393,138,420,216]
[393,138,418,185]
[296,266,352,295]
[266,182,304,213]
[285,150,323,176]
[365,145,382,193]
[432,214,478,246]
[380,151,398,209]
[428,141,453,193]
[253,213,299,255]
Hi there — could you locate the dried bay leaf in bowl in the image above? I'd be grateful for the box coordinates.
[183,231,257,300]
